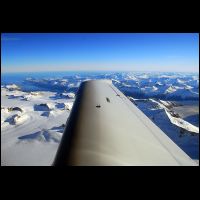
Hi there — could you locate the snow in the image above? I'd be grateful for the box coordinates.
[134,98,199,159]
[23,72,199,101]
[1,71,199,165]
[5,84,20,90]
[149,99,199,134]
[184,85,193,90]
[165,110,199,134]
[138,74,149,79]
[64,102,73,110]
[111,79,121,84]
[122,83,132,87]
[152,86,158,91]
[62,92,75,98]
[1,87,74,166]
[165,86,177,93]
[177,79,186,84]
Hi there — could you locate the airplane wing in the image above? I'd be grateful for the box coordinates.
[53,80,197,166]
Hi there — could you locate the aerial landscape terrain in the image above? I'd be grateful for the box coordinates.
[1,71,199,165]
[1,33,199,165]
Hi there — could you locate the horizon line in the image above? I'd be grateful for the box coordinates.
[1,69,199,74]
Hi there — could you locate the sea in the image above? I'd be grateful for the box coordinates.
[1,71,108,92]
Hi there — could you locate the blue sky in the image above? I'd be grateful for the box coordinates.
[1,33,199,73]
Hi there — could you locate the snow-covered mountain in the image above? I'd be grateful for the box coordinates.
[1,71,199,165]
[128,97,199,159]
[23,72,199,100]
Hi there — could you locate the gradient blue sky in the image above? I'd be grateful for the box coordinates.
[1,33,199,73]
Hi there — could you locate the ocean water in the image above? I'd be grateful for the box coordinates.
[1,71,92,84]
[1,71,111,92]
